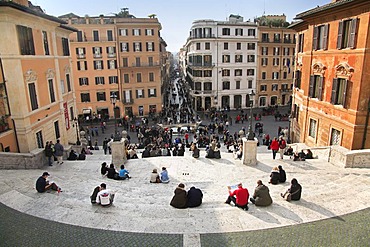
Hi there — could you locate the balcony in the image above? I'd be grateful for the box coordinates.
[122,99,134,105]
[187,34,216,41]
[261,38,270,42]
[284,39,292,44]
[93,54,102,58]
[130,62,160,68]
[280,88,292,93]
[273,39,281,43]
[77,54,86,59]
[107,53,116,58]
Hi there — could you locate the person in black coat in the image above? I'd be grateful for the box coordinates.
[281,178,302,201]
[278,165,286,183]
[187,186,203,207]
[269,166,280,185]
[142,147,150,158]
[107,163,118,179]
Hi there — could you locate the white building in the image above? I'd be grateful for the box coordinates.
[183,15,258,111]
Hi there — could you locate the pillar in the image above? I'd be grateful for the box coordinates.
[242,137,258,165]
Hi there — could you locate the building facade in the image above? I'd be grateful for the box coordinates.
[184,15,258,111]
[256,16,296,108]
[0,0,77,153]
[60,10,168,120]
[290,0,370,150]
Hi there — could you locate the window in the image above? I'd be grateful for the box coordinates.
[79,77,89,85]
[331,78,348,106]
[298,33,304,53]
[259,97,267,107]
[205,42,210,50]
[93,60,103,70]
[137,73,142,83]
[337,18,359,49]
[48,79,55,103]
[96,92,106,101]
[309,75,324,100]
[204,55,212,66]
[283,71,287,79]
[204,82,212,90]
[93,47,102,58]
[109,76,118,84]
[124,74,130,83]
[17,25,35,55]
[60,80,65,94]
[222,81,230,90]
[235,55,243,63]
[28,83,38,110]
[135,57,141,67]
[61,38,70,56]
[313,24,329,50]
[204,71,212,77]
[234,69,242,76]
[274,33,281,42]
[222,28,230,35]
[136,89,144,98]
[309,119,317,138]
[273,47,280,55]
[247,55,255,63]
[134,42,142,52]
[236,81,240,89]
[93,30,99,41]
[273,58,279,66]
[222,69,230,76]
[133,29,141,36]
[235,28,243,36]
[261,58,268,66]
[148,57,154,66]
[248,80,253,89]
[149,72,154,82]
[261,47,268,55]
[107,60,117,69]
[54,121,60,140]
[195,82,201,91]
[262,72,266,79]
[330,128,341,145]
[222,55,230,63]
[236,43,241,50]
[247,43,255,50]
[95,77,105,85]
[146,42,154,51]
[148,88,157,97]
[77,31,83,42]
[260,85,267,91]
[66,74,71,92]
[42,31,50,55]
[294,70,302,88]
[272,84,278,91]
[122,58,128,67]
[283,47,290,56]
[262,33,269,42]
[272,72,279,80]
[145,29,154,36]
[284,34,291,43]
[119,29,128,36]
[248,29,255,36]
[107,30,113,41]
[247,69,254,76]
[36,131,44,149]
[121,42,129,52]
[196,43,201,50]
[224,42,228,50]
[76,47,86,58]
[107,46,116,57]
[110,91,120,100]
[81,93,90,102]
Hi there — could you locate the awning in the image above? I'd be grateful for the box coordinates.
[82,109,91,114]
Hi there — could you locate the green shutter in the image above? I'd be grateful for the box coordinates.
[309,75,315,97]
[331,78,338,104]
[313,26,319,50]
[318,77,324,101]
[349,18,359,48]
[337,21,344,49]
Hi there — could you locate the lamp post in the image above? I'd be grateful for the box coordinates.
[110,93,120,141]
[247,90,256,140]
[73,117,81,145]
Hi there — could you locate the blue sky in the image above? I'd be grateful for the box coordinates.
[33,0,329,52]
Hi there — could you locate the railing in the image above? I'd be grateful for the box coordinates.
[130,62,160,67]
[107,53,116,58]
[187,34,216,40]
[122,99,134,104]
[77,54,86,59]
[273,39,281,43]
[261,38,270,42]
[93,54,102,58]
[284,39,292,43]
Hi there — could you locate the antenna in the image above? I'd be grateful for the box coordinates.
[263,0,266,15]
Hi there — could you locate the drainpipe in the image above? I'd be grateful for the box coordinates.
[0,57,20,152]
[361,98,370,149]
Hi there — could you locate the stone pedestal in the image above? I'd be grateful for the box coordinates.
[111,139,126,167]
[242,137,258,165]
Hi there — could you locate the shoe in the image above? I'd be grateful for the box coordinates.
[49,164,53,166]
[281,193,284,198]
[60,162,64,165]
[224,201,230,205]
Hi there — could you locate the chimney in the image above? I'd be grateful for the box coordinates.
[11,0,29,6]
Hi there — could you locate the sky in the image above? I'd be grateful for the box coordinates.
[33,0,329,52]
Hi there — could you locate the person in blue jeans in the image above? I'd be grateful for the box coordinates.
[160,167,170,183]
[119,164,131,180]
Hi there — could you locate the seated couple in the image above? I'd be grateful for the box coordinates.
[150,167,170,183]
[170,183,203,209]
[269,165,286,185]
[293,149,313,161]
[90,183,115,206]
[67,149,87,161]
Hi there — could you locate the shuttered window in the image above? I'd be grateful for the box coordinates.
[330,78,348,107]
[309,75,324,100]
[313,24,329,50]
[337,18,359,49]
[28,83,38,110]
[17,25,35,55]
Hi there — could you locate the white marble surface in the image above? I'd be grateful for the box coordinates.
[0,148,369,234]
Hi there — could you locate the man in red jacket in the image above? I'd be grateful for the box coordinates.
[225,183,249,210]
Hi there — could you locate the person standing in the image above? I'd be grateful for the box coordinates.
[44,141,53,166]
[54,139,64,165]
[278,136,287,159]
[250,180,272,206]
[225,183,249,210]
[270,137,279,160]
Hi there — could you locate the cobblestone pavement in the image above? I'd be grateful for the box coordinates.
[1,201,368,247]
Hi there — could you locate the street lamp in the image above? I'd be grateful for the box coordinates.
[73,117,81,145]
[247,90,256,140]
[110,93,121,141]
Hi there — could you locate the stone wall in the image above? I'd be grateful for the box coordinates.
[0,145,72,169]
[345,150,370,168]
